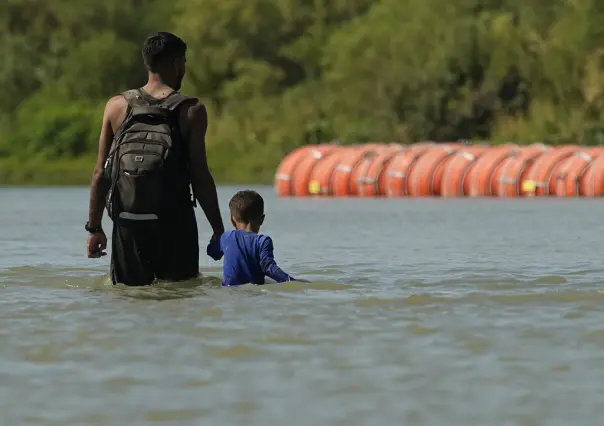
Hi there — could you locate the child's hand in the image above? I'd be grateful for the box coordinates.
[206,240,223,261]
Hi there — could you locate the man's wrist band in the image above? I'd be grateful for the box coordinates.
[85,221,103,234]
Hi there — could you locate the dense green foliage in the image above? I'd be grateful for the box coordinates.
[1,0,604,184]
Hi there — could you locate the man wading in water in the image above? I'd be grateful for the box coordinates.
[85,32,225,286]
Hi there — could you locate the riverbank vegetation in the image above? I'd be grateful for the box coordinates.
[1,0,603,185]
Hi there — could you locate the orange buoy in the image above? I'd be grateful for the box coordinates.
[580,155,604,196]
[547,147,585,195]
[307,147,351,196]
[553,151,596,197]
[407,144,459,196]
[274,145,314,197]
[357,144,406,197]
[495,144,549,197]
[331,145,387,196]
[290,145,337,196]
[441,145,489,197]
[466,144,519,197]
[522,145,579,196]
[383,143,435,197]
[349,145,393,196]
[584,147,604,158]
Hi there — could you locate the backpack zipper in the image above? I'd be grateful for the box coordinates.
[121,129,171,137]
[117,150,164,175]
[107,139,170,159]
[116,139,170,149]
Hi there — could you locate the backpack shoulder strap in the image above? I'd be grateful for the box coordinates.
[122,89,149,107]
[160,92,198,111]
[111,89,153,144]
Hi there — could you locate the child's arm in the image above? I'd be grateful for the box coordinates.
[259,237,297,283]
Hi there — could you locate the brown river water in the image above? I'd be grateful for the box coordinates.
[1,185,604,425]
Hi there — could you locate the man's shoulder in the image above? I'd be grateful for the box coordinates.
[160,91,199,111]
[106,90,198,109]
[182,97,206,119]
[103,94,129,131]
[173,94,205,139]
[174,91,199,102]
[105,94,128,111]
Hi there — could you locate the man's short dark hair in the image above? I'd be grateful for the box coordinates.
[229,190,264,223]
[142,32,187,72]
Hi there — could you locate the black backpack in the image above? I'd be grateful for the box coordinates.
[104,88,195,222]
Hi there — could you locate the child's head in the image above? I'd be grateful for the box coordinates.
[229,190,265,232]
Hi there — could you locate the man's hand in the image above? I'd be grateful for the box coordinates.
[210,230,223,244]
[206,232,223,261]
[87,231,108,258]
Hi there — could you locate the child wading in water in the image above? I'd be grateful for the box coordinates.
[207,190,305,286]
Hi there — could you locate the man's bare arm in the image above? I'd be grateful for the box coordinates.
[88,96,120,229]
[187,102,225,235]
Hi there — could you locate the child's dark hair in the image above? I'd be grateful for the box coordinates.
[229,190,264,224]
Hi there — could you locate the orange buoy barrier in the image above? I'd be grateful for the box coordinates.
[357,144,406,197]
[290,145,336,196]
[495,144,550,197]
[522,145,579,197]
[407,145,459,196]
[274,142,604,198]
[331,144,387,196]
[441,145,489,197]
[580,155,604,196]
[307,147,351,196]
[383,143,435,196]
[553,151,597,197]
[274,145,314,197]
[466,144,519,197]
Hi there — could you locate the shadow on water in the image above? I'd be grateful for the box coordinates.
[93,275,220,301]
[0,265,220,300]
[0,265,353,302]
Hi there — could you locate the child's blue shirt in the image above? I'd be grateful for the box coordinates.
[207,229,295,286]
